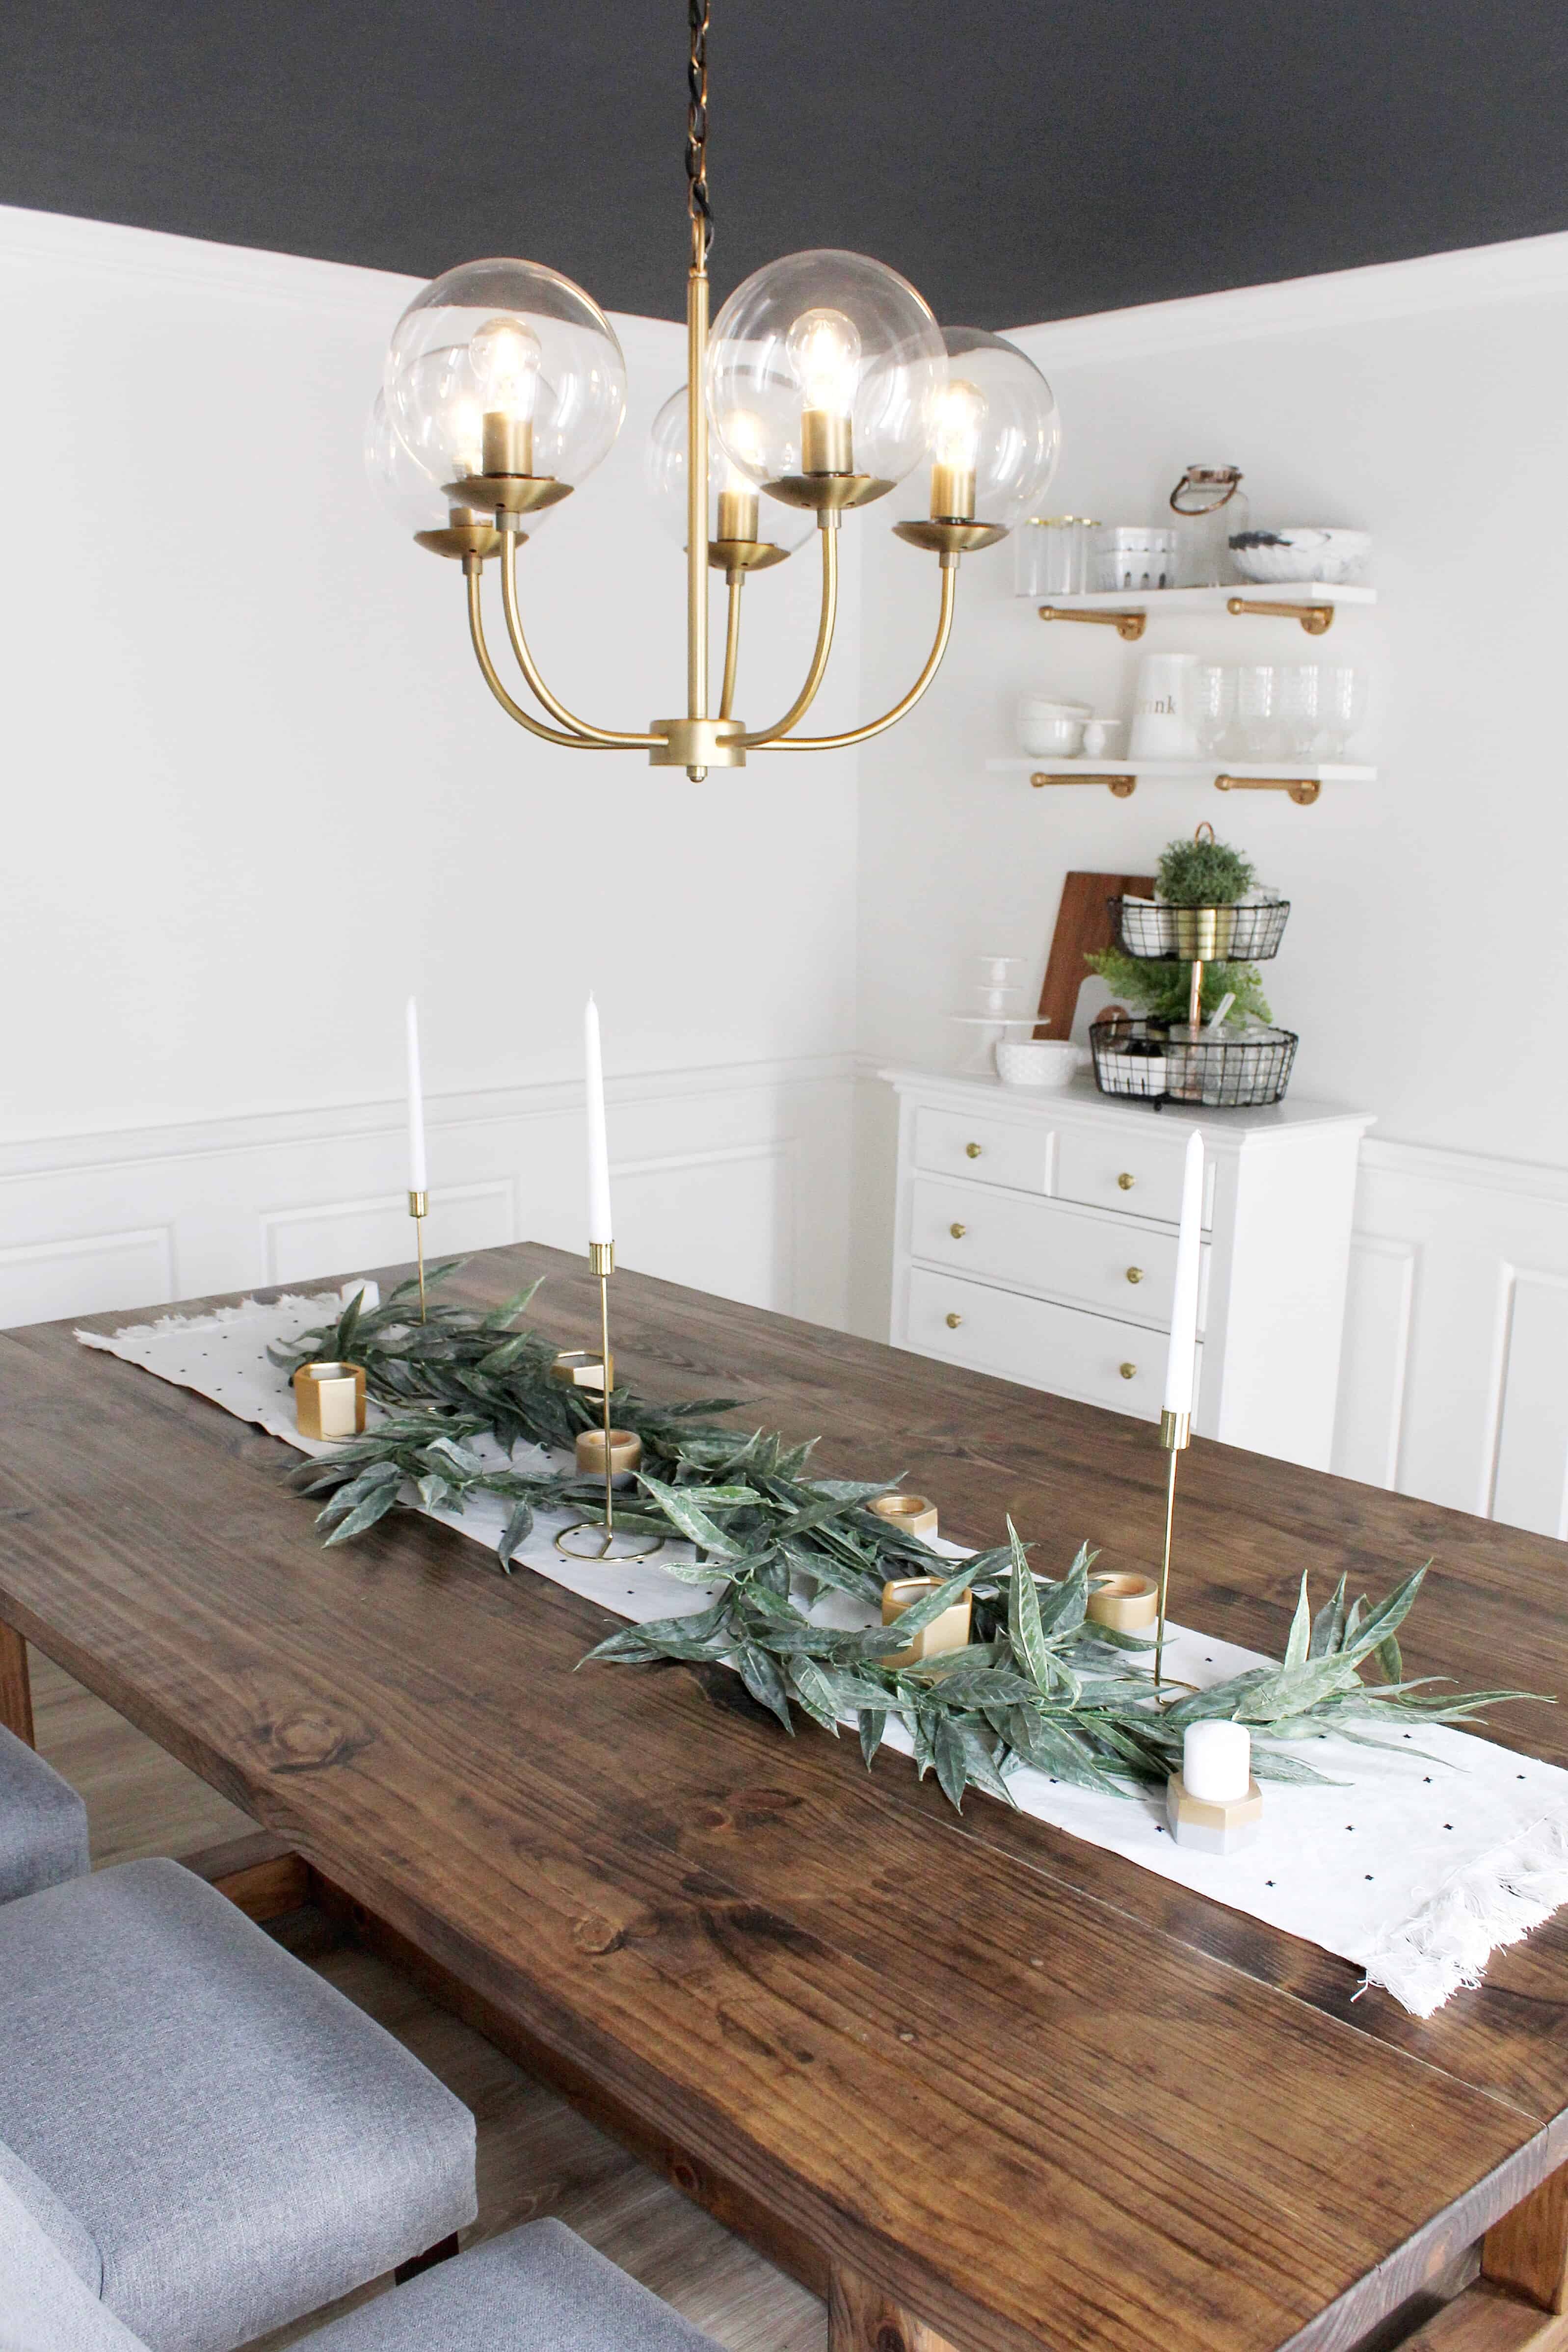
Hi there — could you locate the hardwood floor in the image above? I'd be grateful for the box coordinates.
[27,1646,824,2352]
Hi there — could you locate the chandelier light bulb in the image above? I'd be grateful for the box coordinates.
[469,315,545,475]
[786,307,862,475]
[930,377,988,520]
[645,387,811,559]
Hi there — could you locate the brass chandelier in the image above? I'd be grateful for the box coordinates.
[367,5,1060,780]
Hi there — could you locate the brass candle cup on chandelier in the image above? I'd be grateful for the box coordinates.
[879,1577,971,1665]
[293,1361,367,1442]
[870,1493,939,1540]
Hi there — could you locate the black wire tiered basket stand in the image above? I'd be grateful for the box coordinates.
[1091,893,1299,1112]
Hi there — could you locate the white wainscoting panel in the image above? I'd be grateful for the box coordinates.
[0,1056,852,1337]
[1332,1141,1568,1538]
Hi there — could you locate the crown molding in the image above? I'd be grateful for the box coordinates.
[1008,230,1568,367]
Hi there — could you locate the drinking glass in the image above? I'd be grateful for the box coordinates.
[1188,663,1236,756]
[1276,665,1321,757]
[1234,664,1280,758]
[1316,666,1369,755]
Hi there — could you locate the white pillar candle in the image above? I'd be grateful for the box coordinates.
[584,994,613,1244]
[405,996,428,1192]
[1182,1718,1251,1804]
[1162,1129,1204,1417]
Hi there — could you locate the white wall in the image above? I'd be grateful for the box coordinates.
[0,207,862,1325]
[851,233,1568,1534]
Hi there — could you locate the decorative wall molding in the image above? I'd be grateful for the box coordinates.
[1011,228,1568,367]
[0,1058,853,1338]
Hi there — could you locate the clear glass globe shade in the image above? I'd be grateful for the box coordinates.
[646,388,812,555]
[364,391,448,533]
[706,249,944,501]
[920,326,1061,531]
[384,257,626,488]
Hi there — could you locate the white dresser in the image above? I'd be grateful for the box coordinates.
[884,1068,1374,1472]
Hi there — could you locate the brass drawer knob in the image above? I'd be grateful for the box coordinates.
[1125,1266,1143,1284]
[1119,1361,1137,1379]
[965,1141,983,1159]
[1117,1171,1136,1190]
[946,1311,963,1329]
[950,1221,967,1239]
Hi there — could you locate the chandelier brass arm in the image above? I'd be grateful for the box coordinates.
[754,560,957,751]
[740,525,839,747]
[718,578,744,720]
[499,534,660,748]
[466,564,607,747]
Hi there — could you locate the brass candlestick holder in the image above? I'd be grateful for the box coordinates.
[408,1189,428,1322]
[1154,1406,1191,1695]
[555,1241,662,1562]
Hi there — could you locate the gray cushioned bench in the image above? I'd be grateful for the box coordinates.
[0,1719,91,1904]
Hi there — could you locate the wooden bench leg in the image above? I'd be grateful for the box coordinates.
[0,1623,33,1745]
[829,2261,959,2352]
[1485,2165,1568,2314]
[395,2232,459,2286]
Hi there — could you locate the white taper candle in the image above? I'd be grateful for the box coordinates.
[404,996,428,1192]
[584,994,613,1244]
[1163,1129,1204,1417]
[1182,1719,1251,1804]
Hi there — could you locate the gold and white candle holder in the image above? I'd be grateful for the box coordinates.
[871,1492,939,1540]
[574,1427,643,1479]
[1166,1771,1262,1856]
[1087,1572,1159,1632]
[880,1576,971,1665]
[550,1348,611,1390]
[293,1361,367,1442]
[408,1188,428,1321]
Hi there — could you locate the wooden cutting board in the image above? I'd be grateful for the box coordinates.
[1033,869,1154,1039]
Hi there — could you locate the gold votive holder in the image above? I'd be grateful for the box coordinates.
[1166,1771,1262,1856]
[880,1576,971,1665]
[574,1427,643,1479]
[870,1492,939,1540]
[293,1361,367,1442]
[550,1348,611,1391]
[1087,1572,1159,1632]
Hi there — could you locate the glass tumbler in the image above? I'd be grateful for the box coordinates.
[1014,519,1092,599]
[1189,663,1236,755]
[1276,665,1321,757]
[1316,666,1368,755]
[1235,664,1280,758]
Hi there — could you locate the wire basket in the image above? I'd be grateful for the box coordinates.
[1090,1014,1299,1110]
[1112,897,1291,962]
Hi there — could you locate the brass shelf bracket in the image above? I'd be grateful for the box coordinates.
[1225,595,1334,635]
[1038,605,1146,641]
[1215,773,1322,806]
[1031,771,1137,797]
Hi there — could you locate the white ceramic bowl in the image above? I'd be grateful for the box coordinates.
[1229,528,1372,585]
[996,1038,1088,1089]
[1017,697,1091,758]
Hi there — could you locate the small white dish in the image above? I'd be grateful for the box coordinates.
[1017,695,1091,759]
[1229,527,1371,585]
[1081,718,1125,759]
[996,1038,1089,1088]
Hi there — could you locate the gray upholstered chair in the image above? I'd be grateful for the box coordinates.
[0,1858,477,2352]
[2,2169,721,2352]
[0,1720,91,1903]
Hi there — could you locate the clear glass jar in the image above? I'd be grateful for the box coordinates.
[1169,465,1248,586]
[1013,516,1096,598]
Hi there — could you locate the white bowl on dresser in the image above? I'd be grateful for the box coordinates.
[881,1067,1374,1469]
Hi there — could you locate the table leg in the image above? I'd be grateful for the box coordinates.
[828,2261,959,2352]
[1485,2164,1568,2314]
[0,1621,33,1745]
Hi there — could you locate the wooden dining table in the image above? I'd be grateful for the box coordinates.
[4,1242,1568,2352]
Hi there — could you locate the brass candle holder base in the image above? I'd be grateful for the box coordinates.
[293,1361,367,1441]
[553,1522,664,1563]
[1088,1572,1159,1632]
[870,1492,939,1540]
[574,1427,643,1478]
[408,1189,428,1322]
[1166,1771,1262,1856]
[880,1576,971,1665]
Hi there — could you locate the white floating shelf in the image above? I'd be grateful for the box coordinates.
[1031,582,1376,612]
[986,759,1374,781]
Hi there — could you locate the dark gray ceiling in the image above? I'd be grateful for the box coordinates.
[4,2,1568,326]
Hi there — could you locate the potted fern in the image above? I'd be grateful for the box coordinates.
[1155,832,1255,958]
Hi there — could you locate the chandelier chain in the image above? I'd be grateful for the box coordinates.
[686,0,713,262]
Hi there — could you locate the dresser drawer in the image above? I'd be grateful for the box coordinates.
[1055,1124,1215,1229]
[910,1178,1206,1331]
[912,1105,1054,1194]
[906,1268,1197,1424]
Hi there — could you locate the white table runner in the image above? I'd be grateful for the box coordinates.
[78,1284,1568,2016]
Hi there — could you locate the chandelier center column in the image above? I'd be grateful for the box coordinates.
[686,235,710,780]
